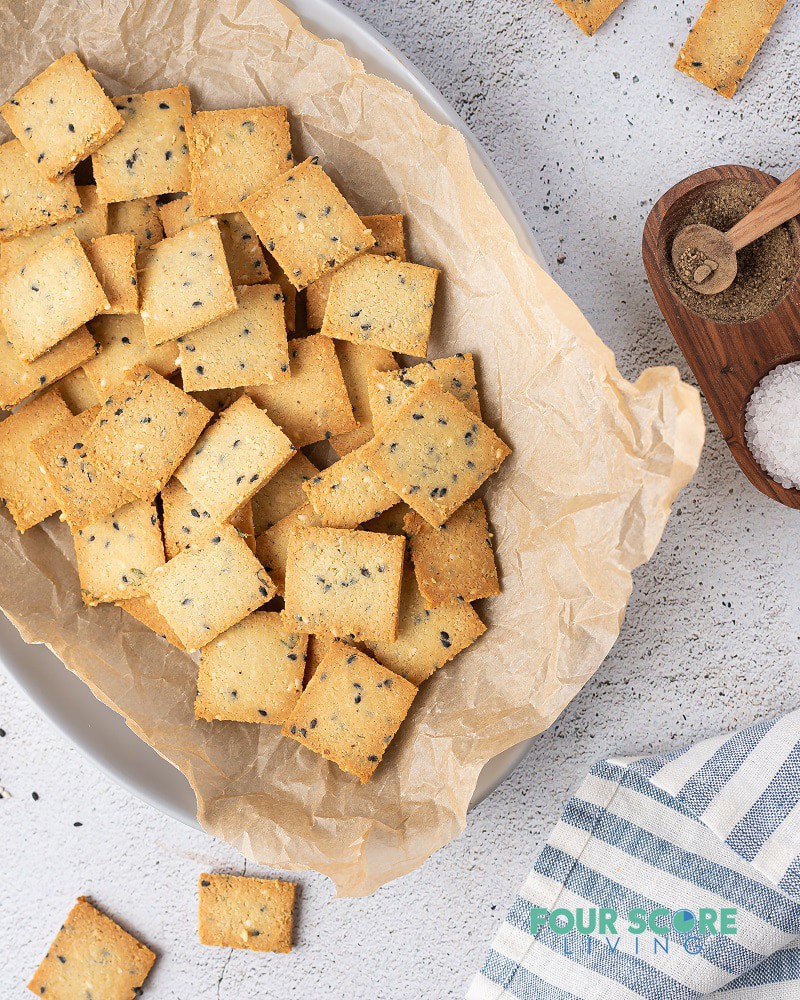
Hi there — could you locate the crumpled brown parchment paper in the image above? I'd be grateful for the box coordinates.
[0,0,705,895]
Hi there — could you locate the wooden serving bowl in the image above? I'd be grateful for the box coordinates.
[643,164,800,509]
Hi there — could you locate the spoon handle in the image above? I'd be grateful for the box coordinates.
[727,166,800,252]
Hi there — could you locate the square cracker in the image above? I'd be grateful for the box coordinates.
[551,0,626,36]
[367,353,481,430]
[405,499,500,606]
[0,324,96,410]
[0,138,82,241]
[283,526,405,642]
[147,523,275,650]
[2,52,123,181]
[282,645,416,782]
[302,442,398,529]
[92,86,192,203]
[32,405,135,530]
[0,229,109,361]
[83,313,178,395]
[73,498,165,605]
[54,365,101,414]
[174,394,294,523]
[320,254,439,356]
[0,389,71,530]
[83,232,138,314]
[27,896,155,1000]
[83,363,212,501]
[117,594,186,650]
[195,610,307,724]
[107,196,164,253]
[241,157,375,290]
[246,335,356,448]
[161,478,254,558]
[330,341,399,457]
[159,195,270,286]
[187,105,292,216]
[178,284,290,392]
[363,380,510,528]
[138,219,237,347]
[251,451,319,534]
[255,503,321,596]
[198,873,295,953]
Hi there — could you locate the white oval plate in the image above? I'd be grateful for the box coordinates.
[0,0,544,828]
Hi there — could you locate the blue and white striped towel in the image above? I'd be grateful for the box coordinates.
[469,711,800,999]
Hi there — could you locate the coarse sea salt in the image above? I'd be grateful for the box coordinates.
[745,362,800,488]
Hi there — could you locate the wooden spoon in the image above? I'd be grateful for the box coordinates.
[671,166,800,295]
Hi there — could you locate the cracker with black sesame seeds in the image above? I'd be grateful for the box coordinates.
[251,451,319,534]
[138,218,237,347]
[304,633,345,685]
[174,394,294,523]
[107,196,164,252]
[73,498,165,605]
[0,389,71,531]
[329,341,399,456]
[92,86,192,202]
[363,379,510,528]
[0,229,110,361]
[367,353,481,430]
[178,284,290,391]
[405,499,500,607]
[283,525,405,642]
[198,873,295,953]
[83,313,178,395]
[187,106,292,216]
[0,325,95,411]
[320,254,439,356]
[83,232,138,314]
[306,213,406,329]
[246,334,356,448]
[32,405,135,530]
[282,644,416,782]
[147,523,275,650]
[0,138,82,242]
[254,503,322,596]
[302,442,399,528]
[362,569,486,686]
[27,896,155,1000]
[53,364,101,414]
[195,610,306,724]
[241,157,375,290]
[117,593,186,650]
[2,53,123,182]
[551,0,627,36]
[82,363,212,502]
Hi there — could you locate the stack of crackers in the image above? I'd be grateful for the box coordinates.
[0,52,511,790]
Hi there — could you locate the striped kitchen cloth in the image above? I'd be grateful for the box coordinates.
[468,711,800,999]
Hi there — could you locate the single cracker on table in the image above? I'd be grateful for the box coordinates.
[302,441,398,529]
[187,105,292,215]
[198,873,295,953]
[251,451,319,534]
[0,324,96,410]
[178,284,290,392]
[0,229,109,361]
[405,499,500,607]
[147,523,275,650]
[320,254,439,356]
[675,0,787,98]
[283,525,405,642]
[32,405,135,531]
[0,389,71,531]
[83,232,138,314]
[195,610,307,724]
[363,379,510,528]
[0,138,82,241]
[241,157,375,290]
[330,341,399,456]
[161,478,255,559]
[551,0,627,37]
[92,86,192,202]
[117,593,186,650]
[2,52,123,181]
[54,364,101,414]
[83,313,178,395]
[246,334,356,448]
[73,498,165,605]
[282,644,417,782]
[27,896,155,1000]
[306,213,406,329]
[254,502,321,595]
[362,569,486,686]
[174,394,294,523]
[138,218,237,347]
[367,352,481,430]
[82,363,212,502]
[107,195,163,252]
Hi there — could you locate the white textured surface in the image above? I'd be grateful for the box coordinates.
[4,1,800,997]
